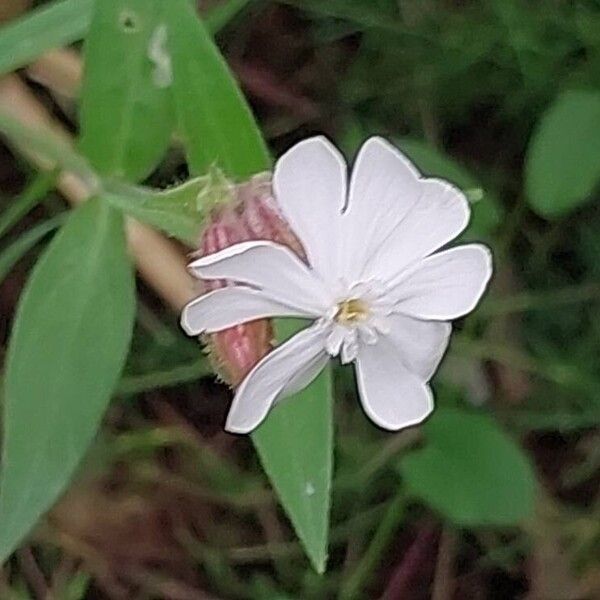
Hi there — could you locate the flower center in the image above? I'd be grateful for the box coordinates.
[334,298,370,325]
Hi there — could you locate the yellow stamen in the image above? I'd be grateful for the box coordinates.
[334,298,369,325]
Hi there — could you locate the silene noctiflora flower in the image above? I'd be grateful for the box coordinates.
[181,137,493,433]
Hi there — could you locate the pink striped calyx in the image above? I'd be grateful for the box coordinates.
[196,172,304,387]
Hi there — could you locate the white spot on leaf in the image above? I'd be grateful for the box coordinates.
[305,482,315,497]
[148,25,172,88]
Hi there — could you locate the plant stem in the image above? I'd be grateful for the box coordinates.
[334,429,420,491]
[338,492,406,600]
[480,282,600,316]
[431,527,457,600]
[454,336,598,393]
[117,360,212,396]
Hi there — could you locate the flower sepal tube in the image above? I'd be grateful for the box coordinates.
[193,173,305,386]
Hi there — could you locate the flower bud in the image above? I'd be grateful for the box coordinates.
[196,172,304,387]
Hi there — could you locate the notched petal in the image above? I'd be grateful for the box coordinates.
[273,135,348,282]
[342,136,423,279]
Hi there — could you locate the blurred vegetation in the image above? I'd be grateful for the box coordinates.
[0,0,599,598]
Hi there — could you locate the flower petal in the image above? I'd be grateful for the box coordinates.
[281,351,330,398]
[188,240,329,314]
[393,244,493,320]
[225,323,328,433]
[362,177,470,284]
[180,287,309,335]
[273,136,347,281]
[342,137,422,278]
[355,337,434,430]
[325,324,346,356]
[385,314,451,380]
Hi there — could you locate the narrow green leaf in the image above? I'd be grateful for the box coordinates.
[0,199,135,562]
[79,0,175,181]
[395,138,502,240]
[400,408,536,526]
[525,90,600,219]
[117,359,211,397]
[0,0,95,77]
[252,320,333,574]
[103,187,200,244]
[0,214,66,284]
[104,168,231,244]
[165,0,271,178]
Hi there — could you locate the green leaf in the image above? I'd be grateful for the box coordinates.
[400,408,536,526]
[117,359,211,397]
[0,199,135,561]
[525,90,600,219]
[395,138,502,240]
[0,0,257,79]
[165,0,271,178]
[104,186,200,244]
[0,0,95,77]
[79,0,175,181]
[252,319,333,573]
[0,214,66,284]
[104,168,232,244]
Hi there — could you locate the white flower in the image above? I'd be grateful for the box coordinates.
[181,137,493,433]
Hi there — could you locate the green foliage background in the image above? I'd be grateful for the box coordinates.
[0,0,598,598]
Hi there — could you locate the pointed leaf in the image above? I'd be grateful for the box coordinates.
[0,199,135,561]
[104,183,202,244]
[164,0,270,178]
[103,169,231,244]
[79,0,174,181]
[252,319,333,573]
